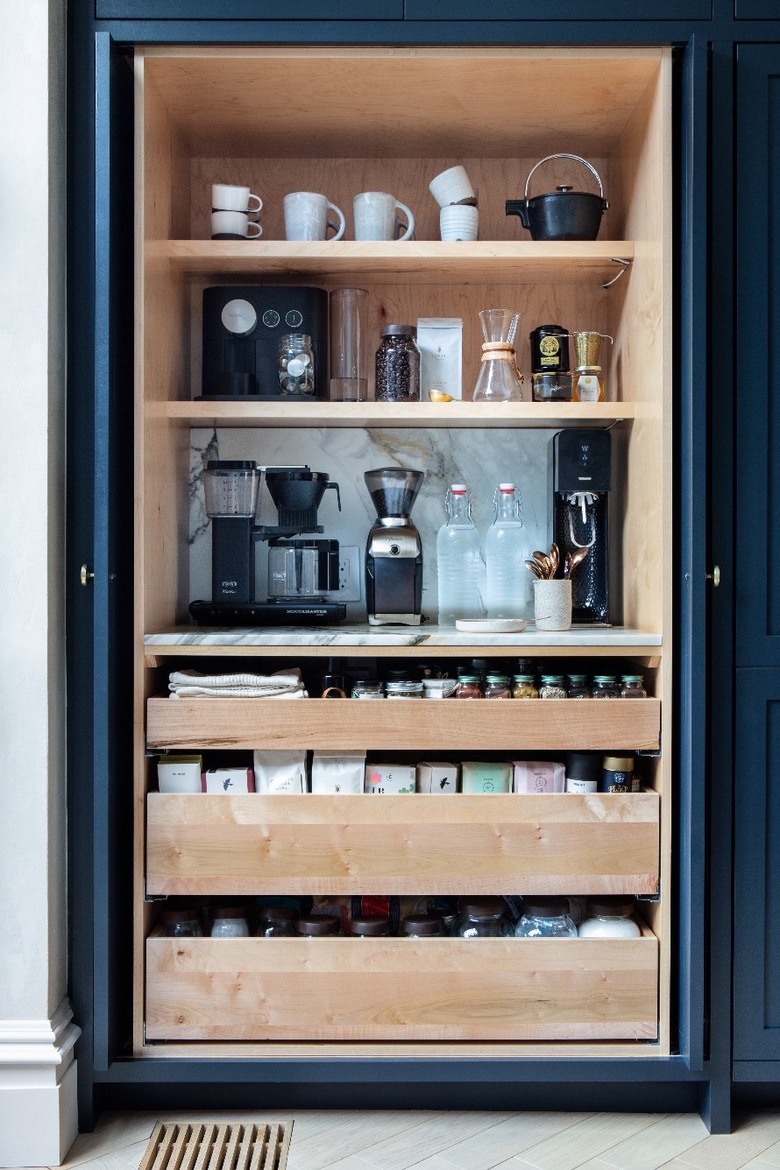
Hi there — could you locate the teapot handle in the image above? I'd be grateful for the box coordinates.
[523,153,605,201]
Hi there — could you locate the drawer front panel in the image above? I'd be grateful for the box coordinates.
[145,934,658,1042]
[146,793,660,896]
[146,697,661,751]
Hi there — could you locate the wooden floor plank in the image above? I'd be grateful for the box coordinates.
[666,1113,780,1170]
[341,1112,516,1169]
[434,1113,595,1169]
[598,1114,710,1170]
[288,1111,445,1169]
[516,1114,659,1170]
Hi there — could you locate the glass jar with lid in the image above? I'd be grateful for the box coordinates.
[619,674,647,698]
[566,674,590,699]
[402,914,445,938]
[514,897,577,938]
[349,914,391,937]
[456,674,483,699]
[591,674,620,698]
[453,897,509,938]
[210,906,250,937]
[375,325,420,402]
[352,680,385,699]
[255,906,298,937]
[160,908,203,937]
[278,333,315,395]
[296,914,340,937]
[578,897,641,938]
[385,680,423,699]
[512,674,538,699]
[539,674,567,699]
[484,673,513,699]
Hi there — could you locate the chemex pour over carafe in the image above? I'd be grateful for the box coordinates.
[473,309,527,401]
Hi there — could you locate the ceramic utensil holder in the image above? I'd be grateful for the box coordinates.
[533,578,573,631]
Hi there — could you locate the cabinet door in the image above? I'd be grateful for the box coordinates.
[96,0,402,17]
[735,45,780,667]
[67,31,135,1110]
[404,0,711,17]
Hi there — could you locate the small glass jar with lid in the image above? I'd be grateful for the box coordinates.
[210,906,250,937]
[566,673,590,699]
[402,914,445,938]
[385,679,423,699]
[375,325,421,402]
[578,897,641,938]
[296,914,340,937]
[514,897,577,938]
[619,674,647,698]
[352,680,385,699]
[349,914,391,938]
[571,365,605,403]
[512,674,539,699]
[160,908,203,937]
[278,333,315,395]
[591,674,620,698]
[255,906,298,937]
[539,674,567,699]
[453,897,509,938]
[484,673,513,699]
[456,674,484,699]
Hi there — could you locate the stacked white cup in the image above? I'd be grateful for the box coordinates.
[429,165,478,241]
[211,183,263,239]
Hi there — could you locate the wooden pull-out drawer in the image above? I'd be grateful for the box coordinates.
[146,697,661,752]
[146,792,660,896]
[145,930,658,1043]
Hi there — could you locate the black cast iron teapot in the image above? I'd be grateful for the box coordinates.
[506,153,609,241]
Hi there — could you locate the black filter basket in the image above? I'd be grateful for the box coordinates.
[265,468,340,529]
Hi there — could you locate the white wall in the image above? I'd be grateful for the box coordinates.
[0,0,79,1163]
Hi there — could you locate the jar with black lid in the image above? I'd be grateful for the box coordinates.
[161,908,203,937]
[402,914,445,938]
[375,325,420,402]
[255,906,298,937]
[453,897,509,937]
[296,914,340,936]
[349,914,391,937]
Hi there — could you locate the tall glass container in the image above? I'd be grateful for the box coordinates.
[329,287,368,401]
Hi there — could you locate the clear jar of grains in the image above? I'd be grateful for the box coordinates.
[513,673,539,699]
[539,674,567,699]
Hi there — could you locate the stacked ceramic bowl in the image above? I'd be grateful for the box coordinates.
[429,166,478,241]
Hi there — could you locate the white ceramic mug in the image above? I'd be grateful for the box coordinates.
[211,183,263,214]
[211,210,263,239]
[283,191,346,241]
[533,578,573,631]
[439,204,479,241]
[429,165,476,208]
[353,191,414,241]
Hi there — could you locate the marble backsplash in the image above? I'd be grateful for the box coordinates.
[189,426,558,621]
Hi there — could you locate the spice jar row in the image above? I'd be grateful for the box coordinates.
[157,750,642,794]
[158,893,643,940]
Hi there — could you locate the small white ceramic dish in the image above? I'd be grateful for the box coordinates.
[454,618,528,633]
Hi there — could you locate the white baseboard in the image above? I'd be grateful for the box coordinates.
[0,1001,80,1166]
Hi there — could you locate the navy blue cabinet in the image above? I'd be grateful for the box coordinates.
[733,43,780,1077]
[405,0,711,16]
[96,1,402,16]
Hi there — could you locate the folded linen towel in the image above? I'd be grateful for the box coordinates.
[168,667,307,698]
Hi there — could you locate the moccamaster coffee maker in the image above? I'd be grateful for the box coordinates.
[190,461,346,625]
[364,467,424,625]
[200,286,328,400]
[550,429,611,624]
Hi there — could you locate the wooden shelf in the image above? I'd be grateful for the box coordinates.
[159,399,634,429]
[145,929,659,1043]
[146,791,660,897]
[146,696,660,752]
[151,239,634,286]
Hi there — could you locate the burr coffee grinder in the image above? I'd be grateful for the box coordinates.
[364,467,425,625]
[550,429,612,624]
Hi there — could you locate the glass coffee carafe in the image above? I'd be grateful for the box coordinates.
[472,309,527,401]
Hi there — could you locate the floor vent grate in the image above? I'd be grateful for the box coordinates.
[138,1121,293,1170]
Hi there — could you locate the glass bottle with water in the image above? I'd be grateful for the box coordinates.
[485,483,529,619]
[436,484,483,625]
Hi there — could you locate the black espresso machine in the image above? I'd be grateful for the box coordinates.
[189,461,346,625]
[200,285,328,400]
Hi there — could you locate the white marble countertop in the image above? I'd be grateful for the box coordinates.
[144,624,662,649]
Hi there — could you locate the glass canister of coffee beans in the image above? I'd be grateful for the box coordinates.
[375,325,420,402]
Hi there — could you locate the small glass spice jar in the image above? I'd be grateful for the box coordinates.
[539,673,567,699]
[349,914,391,937]
[352,680,385,699]
[578,897,641,938]
[210,906,250,938]
[456,673,483,699]
[453,897,509,938]
[591,674,620,698]
[385,679,423,699]
[278,332,315,395]
[512,673,539,699]
[619,674,647,698]
[572,365,605,403]
[296,914,340,937]
[484,673,513,698]
[375,325,420,402]
[566,673,590,699]
[514,896,577,938]
[402,914,445,938]
[255,906,298,937]
[160,908,203,937]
